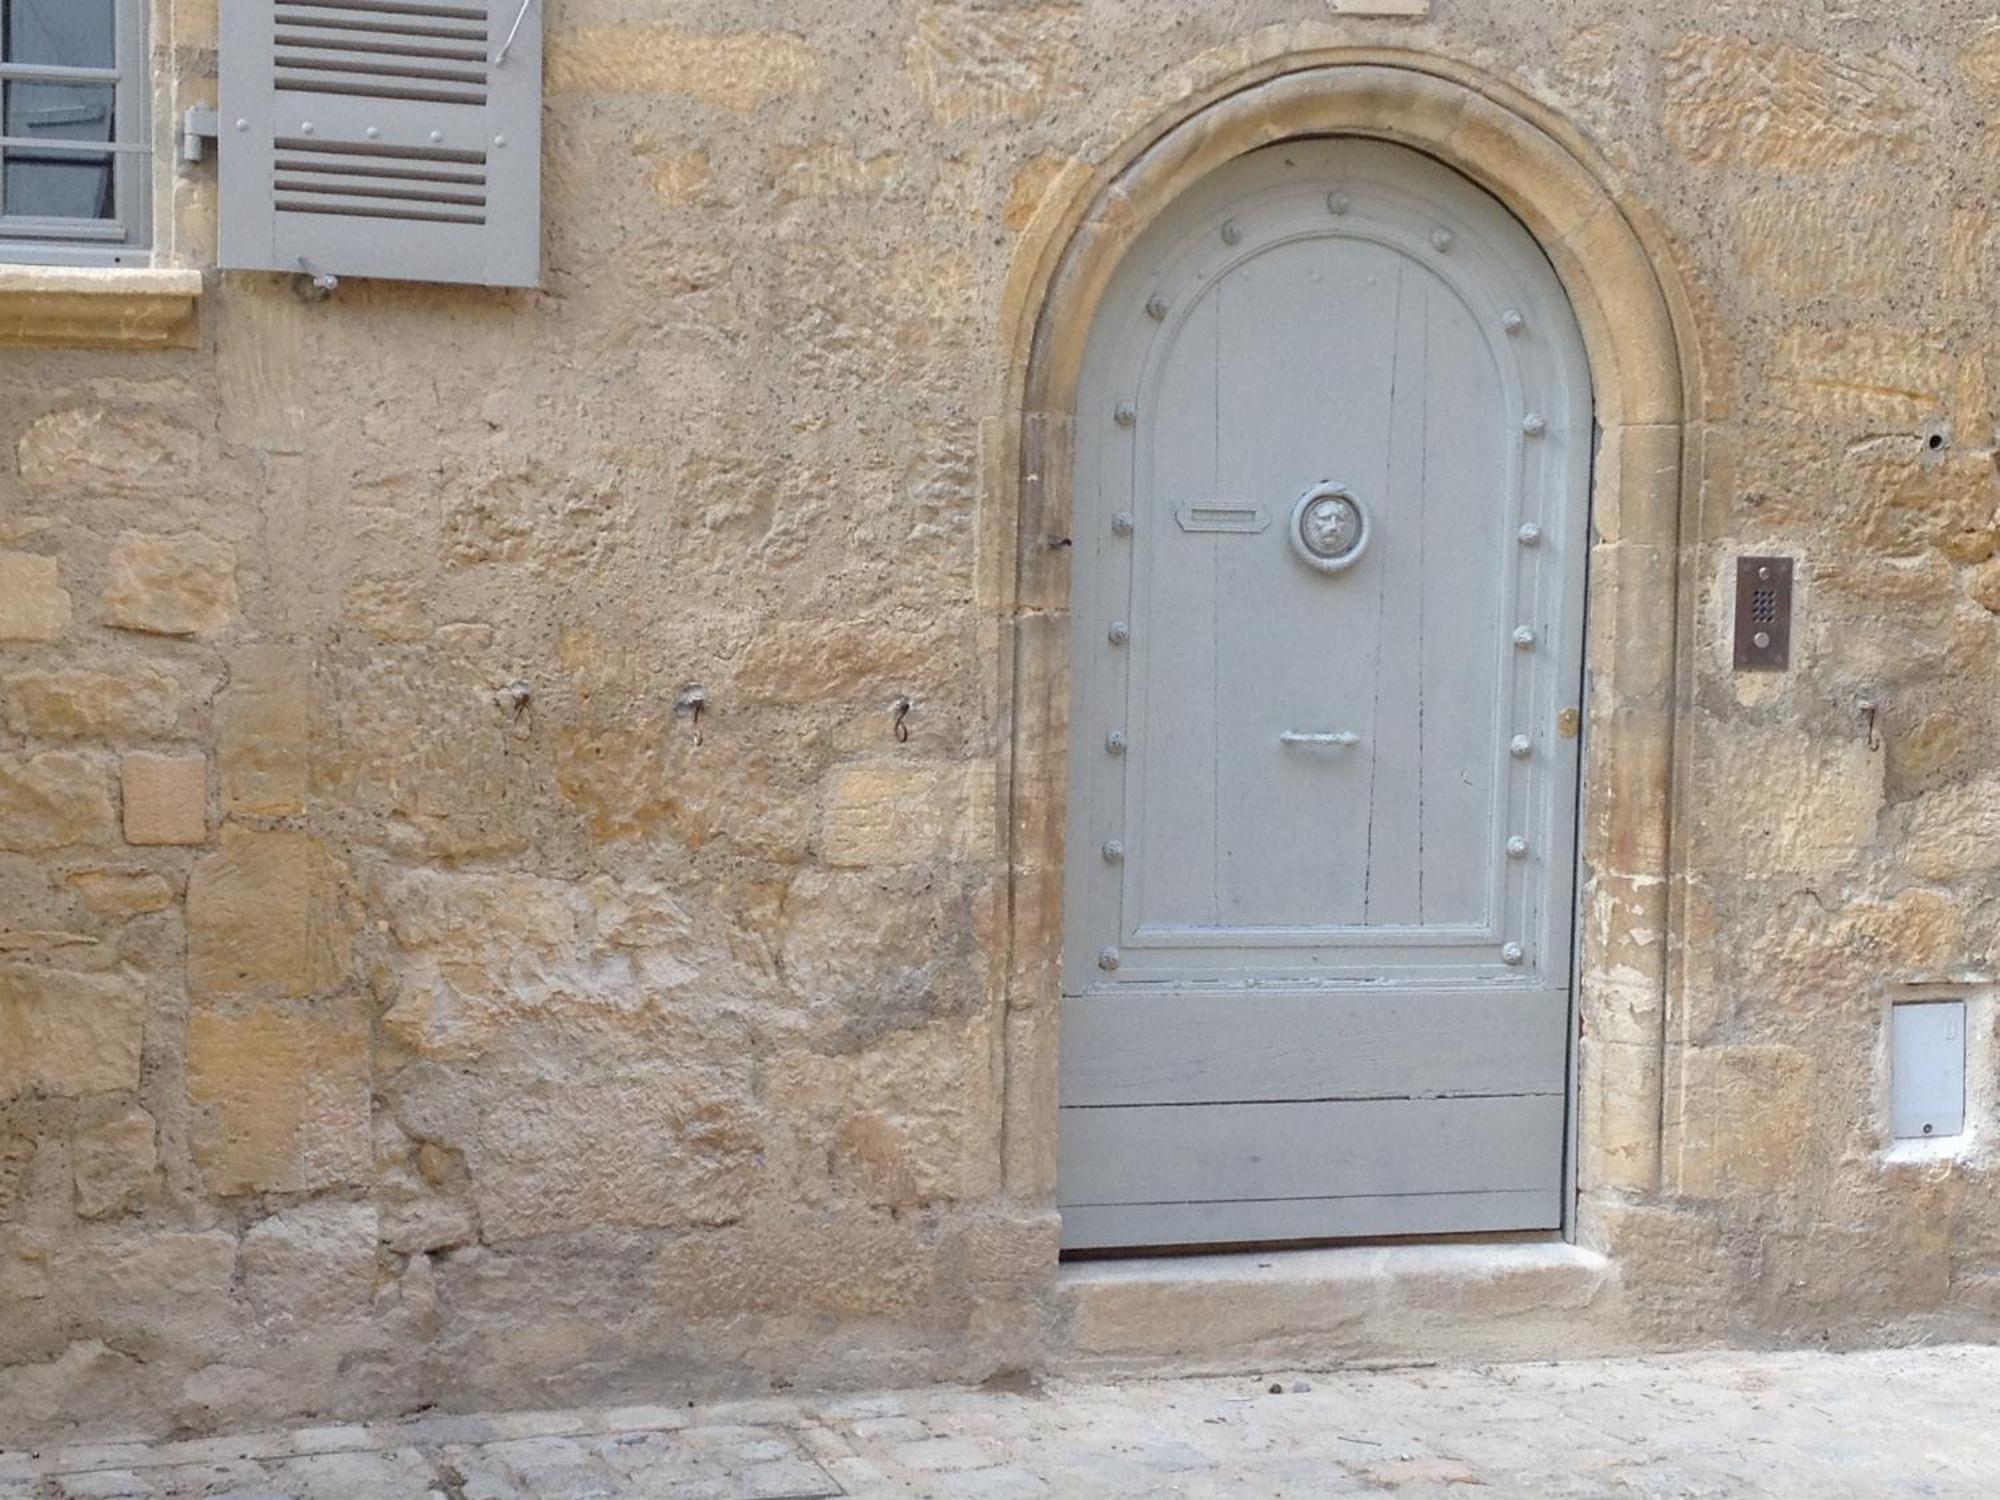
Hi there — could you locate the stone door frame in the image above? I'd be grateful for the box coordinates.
[986,50,1702,1255]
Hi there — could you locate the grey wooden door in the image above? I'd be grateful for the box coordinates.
[1060,140,1592,1251]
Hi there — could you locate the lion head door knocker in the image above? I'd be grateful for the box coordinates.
[1289,482,1368,574]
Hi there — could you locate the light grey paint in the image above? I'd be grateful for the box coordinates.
[1890,1000,1966,1140]
[1060,139,1593,1251]
[219,0,542,287]
[0,0,149,263]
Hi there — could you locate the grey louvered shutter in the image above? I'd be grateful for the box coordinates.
[218,0,541,287]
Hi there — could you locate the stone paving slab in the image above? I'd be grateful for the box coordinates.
[4,1344,1998,1497]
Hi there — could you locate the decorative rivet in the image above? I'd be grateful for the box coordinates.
[493,134,507,148]
[1501,942,1525,966]
[1510,734,1533,759]
[1105,730,1127,756]
[365,125,381,139]
[1513,626,1536,649]
[1145,293,1168,320]
[1098,946,1121,971]
[1518,522,1543,547]
[1107,621,1130,645]
[430,129,445,143]
[234,118,249,131]
[300,121,315,134]
[1102,839,1125,863]
[1220,218,1241,245]
[1114,402,1136,427]
[1506,836,1529,860]
[1111,511,1135,536]
[1327,191,1350,216]
[1501,308,1526,334]
[1522,414,1548,437]
[1430,228,1454,252]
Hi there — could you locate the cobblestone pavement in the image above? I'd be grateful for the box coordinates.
[5,1345,1997,1498]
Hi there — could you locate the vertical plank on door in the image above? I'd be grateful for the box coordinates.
[1133,289,1222,929]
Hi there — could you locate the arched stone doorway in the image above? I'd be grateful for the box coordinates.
[991,55,1697,1262]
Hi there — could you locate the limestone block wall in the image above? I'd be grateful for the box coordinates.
[1,0,1998,1441]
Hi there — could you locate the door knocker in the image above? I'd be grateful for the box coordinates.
[1289,482,1368,574]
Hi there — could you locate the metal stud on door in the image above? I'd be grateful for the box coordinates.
[1059,139,1593,1251]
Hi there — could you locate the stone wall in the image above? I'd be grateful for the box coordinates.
[2,0,1999,1441]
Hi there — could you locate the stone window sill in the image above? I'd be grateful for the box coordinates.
[0,265,202,350]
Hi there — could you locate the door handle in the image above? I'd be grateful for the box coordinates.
[1279,730,1360,747]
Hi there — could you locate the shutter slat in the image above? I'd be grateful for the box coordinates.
[278,1,490,21]
[220,0,540,287]
[274,32,489,62]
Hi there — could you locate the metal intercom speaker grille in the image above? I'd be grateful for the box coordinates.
[219,0,541,287]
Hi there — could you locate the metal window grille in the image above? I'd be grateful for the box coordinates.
[0,0,151,265]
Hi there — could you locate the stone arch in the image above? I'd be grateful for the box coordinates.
[991,53,1698,1250]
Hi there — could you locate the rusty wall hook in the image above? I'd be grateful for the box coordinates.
[892,697,912,743]
[675,684,709,747]
[1857,697,1882,753]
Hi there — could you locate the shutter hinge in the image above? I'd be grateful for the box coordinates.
[181,105,221,165]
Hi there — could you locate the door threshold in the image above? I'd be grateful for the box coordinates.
[1057,1237,1619,1370]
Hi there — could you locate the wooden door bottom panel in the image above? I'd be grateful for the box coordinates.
[1058,1187,1559,1252]
[1061,987,1568,1106]
[1058,1093,1563,1250]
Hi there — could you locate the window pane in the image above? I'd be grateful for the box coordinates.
[4,149,114,219]
[3,1,117,69]
[6,80,114,143]
[4,79,115,219]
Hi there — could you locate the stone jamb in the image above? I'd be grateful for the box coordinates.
[989,53,1700,1264]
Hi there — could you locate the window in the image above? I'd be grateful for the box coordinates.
[0,0,148,264]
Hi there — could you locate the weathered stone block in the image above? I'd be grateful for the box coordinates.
[0,553,71,641]
[0,1134,39,1220]
[0,965,144,1099]
[240,1201,378,1321]
[0,752,114,851]
[1768,327,1951,431]
[1736,189,1910,299]
[768,1014,1001,1208]
[651,1209,935,1320]
[469,1074,763,1242]
[1662,36,1918,170]
[119,753,207,847]
[1671,1044,1814,1198]
[1902,773,2000,881]
[72,1107,157,1219]
[101,532,237,637]
[66,869,173,918]
[1693,727,1882,879]
[16,407,199,493]
[768,141,901,203]
[187,1002,369,1196]
[904,5,1078,123]
[736,620,957,705]
[547,26,822,109]
[0,667,181,740]
[218,645,310,816]
[779,867,993,1045]
[1957,23,2000,99]
[818,759,998,867]
[186,827,347,998]
[1967,558,2000,612]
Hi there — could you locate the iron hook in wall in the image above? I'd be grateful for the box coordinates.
[675,684,709,747]
[892,697,912,743]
